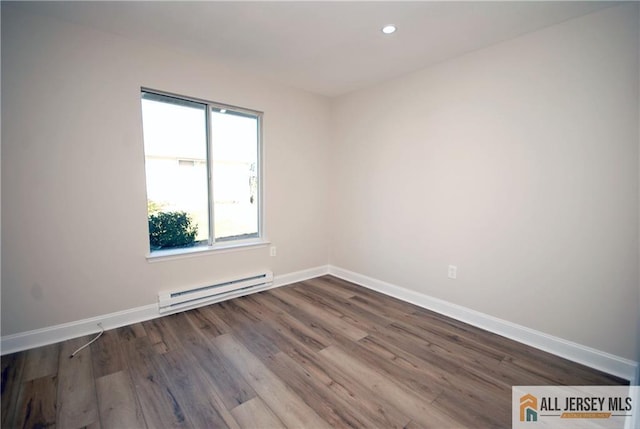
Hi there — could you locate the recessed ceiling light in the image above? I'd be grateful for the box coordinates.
[381,25,397,35]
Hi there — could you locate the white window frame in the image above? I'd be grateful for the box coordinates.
[141,88,267,260]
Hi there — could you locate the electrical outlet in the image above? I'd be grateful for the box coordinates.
[270,246,277,257]
[448,265,457,279]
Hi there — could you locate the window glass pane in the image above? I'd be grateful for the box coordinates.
[211,109,259,241]
[142,94,209,250]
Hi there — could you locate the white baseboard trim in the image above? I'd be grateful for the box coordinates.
[273,265,329,288]
[3,263,636,384]
[0,265,328,356]
[0,304,160,356]
[328,265,639,383]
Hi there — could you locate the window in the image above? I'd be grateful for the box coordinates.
[141,90,263,254]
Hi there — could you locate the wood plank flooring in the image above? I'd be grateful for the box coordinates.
[1,275,626,428]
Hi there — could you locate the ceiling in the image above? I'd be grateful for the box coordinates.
[9,1,618,97]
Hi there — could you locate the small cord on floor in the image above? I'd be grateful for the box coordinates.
[69,323,104,359]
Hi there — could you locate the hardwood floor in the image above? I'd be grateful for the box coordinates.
[1,275,625,428]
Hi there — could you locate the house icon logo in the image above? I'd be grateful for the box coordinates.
[520,394,538,422]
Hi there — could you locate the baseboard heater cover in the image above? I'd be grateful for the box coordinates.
[158,271,273,315]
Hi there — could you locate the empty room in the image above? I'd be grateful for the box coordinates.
[1,1,639,428]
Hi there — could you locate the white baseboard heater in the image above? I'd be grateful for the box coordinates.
[158,271,274,315]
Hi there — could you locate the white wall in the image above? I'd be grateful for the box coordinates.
[330,4,639,361]
[1,6,330,336]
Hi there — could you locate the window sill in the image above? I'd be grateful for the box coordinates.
[146,239,270,263]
